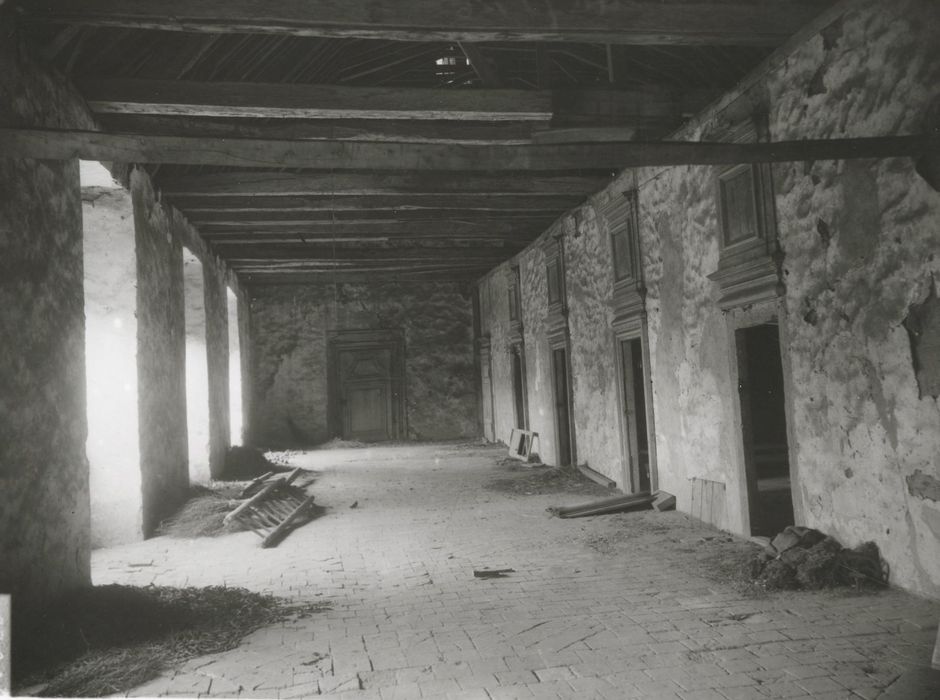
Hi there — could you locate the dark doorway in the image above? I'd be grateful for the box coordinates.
[552,346,573,467]
[511,346,528,429]
[736,323,794,536]
[329,331,405,442]
[619,338,651,493]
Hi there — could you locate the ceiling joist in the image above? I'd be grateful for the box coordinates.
[29,0,828,46]
[158,172,613,197]
[170,194,584,212]
[81,79,697,127]
[98,114,542,144]
[2,128,932,171]
[196,220,547,238]
[80,78,552,121]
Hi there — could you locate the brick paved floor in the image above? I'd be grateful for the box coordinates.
[93,442,940,699]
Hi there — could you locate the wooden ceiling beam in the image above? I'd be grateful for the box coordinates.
[79,78,552,121]
[196,219,546,237]
[82,80,693,125]
[220,247,516,262]
[185,209,559,224]
[28,1,828,46]
[1,127,932,171]
[98,114,542,145]
[197,232,533,244]
[158,172,613,197]
[170,194,583,211]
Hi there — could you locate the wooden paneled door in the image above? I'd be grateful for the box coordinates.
[329,330,405,442]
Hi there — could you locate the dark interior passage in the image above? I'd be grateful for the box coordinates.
[552,347,573,467]
[737,323,795,536]
[511,348,528,430]
[620,338,651,493]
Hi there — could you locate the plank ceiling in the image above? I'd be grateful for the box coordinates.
[18,1,838,286]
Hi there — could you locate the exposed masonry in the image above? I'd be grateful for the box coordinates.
[478,0,940,599]
[248,282,480,446]
[0,27,97,607]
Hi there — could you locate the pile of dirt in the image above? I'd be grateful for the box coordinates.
[13,585,329,697]
[486,461,611,496]
[751,525,888,591]
[156,485,245,538]
[580,513,887,597]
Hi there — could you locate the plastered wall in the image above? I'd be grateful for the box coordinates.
[0,22,97,606]
[248,282,479,446]
[478,0,940,597]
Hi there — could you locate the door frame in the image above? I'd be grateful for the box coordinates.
[548,335,576,468]
[613,321,658,494]
[327,329,406,441]
[726,301,802,534]
[510,342,529,430]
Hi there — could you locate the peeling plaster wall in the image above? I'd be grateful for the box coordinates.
[565,202,622,484]
[637,0,940,595]
[476,0,940,597]
[766,0,940,598]
[0,24,97,606]
[477,266,515,446]
[82,186,143,547]
[478,229,570,468]
[519,244,558,466]
[248,283,478,446]
[637,161,738,526]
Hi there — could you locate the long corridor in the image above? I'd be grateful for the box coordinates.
[93,443,939,699]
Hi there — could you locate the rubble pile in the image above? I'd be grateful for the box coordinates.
[751,525,888,591]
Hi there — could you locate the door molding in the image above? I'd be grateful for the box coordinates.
[725,300,801,535]
[613,323,658,494]
[327,329,406,441]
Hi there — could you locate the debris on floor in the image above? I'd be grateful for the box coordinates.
[487,461,608,496]
[507,428,538,461]
[12,584,329,698]
[473,568,515,578]
[156,485,246,538]
[224,468,318,548]
[652,490,677,511]
[549,492,654,518]
[750,525,888,591]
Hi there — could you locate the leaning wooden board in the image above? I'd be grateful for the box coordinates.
[224,468,316,548]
